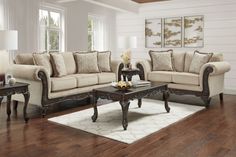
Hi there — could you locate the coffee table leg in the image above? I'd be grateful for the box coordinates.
[138,99,142,108]
[91,95,98,122]
[163,91,170,113]
[23,91,30,123]
[119,100,130,130]
[7,95,12,121]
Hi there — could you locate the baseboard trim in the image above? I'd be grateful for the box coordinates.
[224,89,236,95]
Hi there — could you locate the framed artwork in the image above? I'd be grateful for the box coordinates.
[184,15,204,47]
[145,18,162,48]
[164,17,182,48]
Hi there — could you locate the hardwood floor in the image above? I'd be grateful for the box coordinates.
[0,94,236,157]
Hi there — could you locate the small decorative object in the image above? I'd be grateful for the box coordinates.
[145,18,162,48]
[184,15,204,47]
[9,77,16,86]
[164,17,182,48]
[5,74,13,84]
[111,81,132,91]
[121,50,131,69]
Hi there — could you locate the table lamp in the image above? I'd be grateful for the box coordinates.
[0,30,18,85]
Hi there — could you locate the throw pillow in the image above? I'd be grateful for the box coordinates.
[33,53,53,76]
[62,52,77,75]
[98,51,111,72]
[15,53,34,65]
[74,52,100,73]
[209,53,223,62]
[184,52,194,72]
[149,50,173,71]
[189,51,213,74]
[50,53,67,77]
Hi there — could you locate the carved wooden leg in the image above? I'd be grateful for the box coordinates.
[138,99,142,108]
[91,94,98,122]
[7,95,12,121]
[163,91,170,113]
[0,96,3,107]
[23,92,30,123]
[201,96,211,108]
[119,100,130,130]
[219,93,223,102]
[13,100,18,111]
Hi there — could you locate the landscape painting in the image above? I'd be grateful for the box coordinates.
[164,17,182,48]
[145,18,162,48]
[184,15,204,47]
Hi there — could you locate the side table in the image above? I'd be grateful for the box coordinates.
[0,82,30,122]
[121,68,140,81]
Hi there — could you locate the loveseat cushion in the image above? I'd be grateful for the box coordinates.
[50,53,67,77]
[98,51,111,72]
[147,71,172,82]
[62,52,77,74]
[172,72,199,86]
[15,53,34,65]
[172,51,185,72]
[184,52,194,72]
[33,53,53,76]
[149,50,173,71]
[51,76,77,92]
[75,74,98,87]
[97,73,116,84]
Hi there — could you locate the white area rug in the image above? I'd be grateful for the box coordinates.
[48,99,204,144]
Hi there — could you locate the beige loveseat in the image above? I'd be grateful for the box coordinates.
[11,51,123,116]
[136,50,231,107]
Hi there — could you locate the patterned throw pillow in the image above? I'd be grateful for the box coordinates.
[50,53,67,77]
[149,50,173,71]
[98,51,111,72]
[33,53,53,76]
[74,52,100,73]
[189,51,213,74]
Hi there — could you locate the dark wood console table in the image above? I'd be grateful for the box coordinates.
[0,82,30,122]
[91,83,170,130]
[121,68,140,81]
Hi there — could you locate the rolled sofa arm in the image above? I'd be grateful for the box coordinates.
[136,60,152,80]
[200,62,231,77]
[111,60,124,81]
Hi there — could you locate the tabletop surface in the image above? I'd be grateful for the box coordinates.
[0,82,29,90]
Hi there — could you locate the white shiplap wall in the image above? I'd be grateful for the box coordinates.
[116,0,236,94]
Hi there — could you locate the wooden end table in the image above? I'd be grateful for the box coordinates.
[0,82,30,122]
[121,68,140,81]
[91,83,170,130]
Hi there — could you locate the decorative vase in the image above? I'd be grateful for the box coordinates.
[9,78,16,86]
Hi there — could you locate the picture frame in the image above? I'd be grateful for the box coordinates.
[145,18,162,48]
[164,17,182,48]
[184,15,204,48]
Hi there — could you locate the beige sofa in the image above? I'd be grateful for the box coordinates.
[136,50,231,107]
[11,51,123,116]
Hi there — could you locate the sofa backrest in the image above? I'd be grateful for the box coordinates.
[62,52,77,75]
[15,53,34,65]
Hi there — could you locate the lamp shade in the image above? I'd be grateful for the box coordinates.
[0,30,18,50]
[118,36,137,49]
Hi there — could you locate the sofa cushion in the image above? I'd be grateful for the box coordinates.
[209,53,223,62]
[98,73,116,84]
[172,51,185,72]
[184,52,194,72]
[74,52,100,73]
[50,53,67,77]
[75,74,98,87]
[147,71,172,82]
[189,51,213,74]
[15,53,34,65]
[98,51,111,72]
[33,53,53,76]
[62,52,77,74]
[149,50,173,71]
[172,72,199,86]
[51,76,77,92]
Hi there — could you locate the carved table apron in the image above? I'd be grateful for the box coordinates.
[91,83,170,130]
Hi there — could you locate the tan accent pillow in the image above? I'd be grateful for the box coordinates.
[33,53,53,76]
[50,53,67,77]
[210,53,223,62]
[184,52,194,72]
[189,51,213,74]
[149,50,173,71]
[74,52,100,73]
[15,53,34,65]
[172,52,185,72]
[98,51,111,72]
[62,52,77,74]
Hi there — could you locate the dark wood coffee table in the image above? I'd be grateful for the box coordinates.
[91,83,170,130]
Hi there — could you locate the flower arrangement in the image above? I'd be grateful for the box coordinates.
[121,50,131,66]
